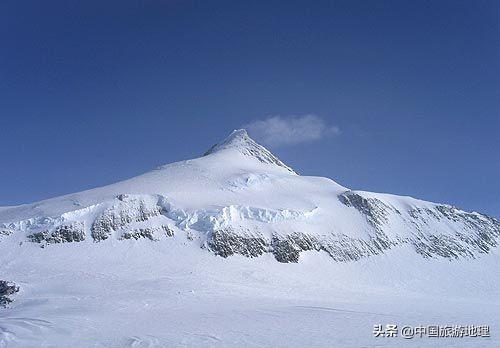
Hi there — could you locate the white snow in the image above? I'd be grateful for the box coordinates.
[0,129,498,347]
[1,241,498,347]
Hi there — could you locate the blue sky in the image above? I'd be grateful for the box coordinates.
[1,0,499,217]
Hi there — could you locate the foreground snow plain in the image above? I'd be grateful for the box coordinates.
[0,130,498,347]
[1,240,498,347]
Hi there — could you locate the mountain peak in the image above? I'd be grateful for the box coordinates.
[226,128,250,141]
[203,129,296,174]
[215,129,251,148]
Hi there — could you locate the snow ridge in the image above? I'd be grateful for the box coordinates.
[1,190,498,262]
[203,129,296,173]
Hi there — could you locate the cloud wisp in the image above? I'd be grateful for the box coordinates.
[243,114,340,147]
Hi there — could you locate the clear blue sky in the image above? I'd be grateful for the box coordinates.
[1,0,499,217]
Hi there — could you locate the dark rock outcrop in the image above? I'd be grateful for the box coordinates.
[208,228,269,258]
[272,233,321,263]
[0,229,13,236]
[410,206,500,259]
[0,280,19,307]
[91,198,162,241]
[120,225,174,241]
[28,222,85,246]
[338,191,398,229]
[208,229,395,263]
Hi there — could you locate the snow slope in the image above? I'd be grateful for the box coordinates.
[1,129,498,262]
[0,129,499,347]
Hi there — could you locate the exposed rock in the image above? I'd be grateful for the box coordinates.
[0,280,19,307]
[163,225,175,237]
[437,205,500,236]
[208,228,269,258]
[208,229,394,263]
[272,233,321,263]
[203,200,499,262]
[408,205,500,258]
[185,230,194,240]
[272,237,301,263]
[27,222,85,246]
[0,229,13,236]
[91,197,162,242]
[120,226,174,241]
[121,228,158,241]
[408,207,441,221]
[319,232,394,262]
[338,191,396,229]
[116,194,129,201]
[413,234,473,259]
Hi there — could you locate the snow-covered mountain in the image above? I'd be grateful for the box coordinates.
[1,129,498,262]
[1,130,499,348]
